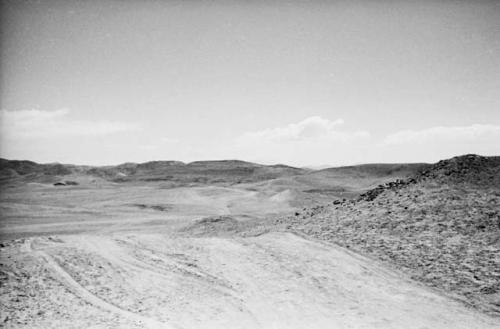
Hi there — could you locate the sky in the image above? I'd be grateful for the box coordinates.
[1,0,499,167]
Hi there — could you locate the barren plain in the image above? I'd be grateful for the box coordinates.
[0,156,499,328]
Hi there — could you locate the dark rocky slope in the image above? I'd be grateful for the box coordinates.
[278,154,500,316]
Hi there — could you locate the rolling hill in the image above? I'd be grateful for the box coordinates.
[0,158,428,197]
[277,154,500,315]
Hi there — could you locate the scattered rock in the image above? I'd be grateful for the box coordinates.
[278,154,500,316]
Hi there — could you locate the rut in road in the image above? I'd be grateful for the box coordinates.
[25,239,175,329]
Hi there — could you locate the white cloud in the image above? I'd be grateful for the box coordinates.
[383,124,500,145]
[0,109,140,140]
[238,116,369,144]
[229,116,371,166]
[374,123,500,164]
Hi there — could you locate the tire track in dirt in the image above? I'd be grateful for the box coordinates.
[25,239,175,329]
[79,236,235,295]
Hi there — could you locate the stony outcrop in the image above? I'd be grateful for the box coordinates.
[278,154,500,316]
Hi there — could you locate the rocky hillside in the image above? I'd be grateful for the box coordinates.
[416,154,500,186]
[278,154,500,316]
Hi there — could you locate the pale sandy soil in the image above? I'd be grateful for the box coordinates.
[1,232,498,329]
[1,182,499,328]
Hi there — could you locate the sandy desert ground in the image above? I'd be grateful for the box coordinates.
[1,158,499,328]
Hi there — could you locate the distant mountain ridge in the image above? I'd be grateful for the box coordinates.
[0,158,309,185]
[4,155,496,191]
[0,157,429,184]
[0,159,74,177]
[318,162,430,176]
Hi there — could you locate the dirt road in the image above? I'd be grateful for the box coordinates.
[2,231,498,328]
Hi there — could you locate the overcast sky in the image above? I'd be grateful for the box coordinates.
[1,0,499,166]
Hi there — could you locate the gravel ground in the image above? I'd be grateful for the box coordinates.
[277,155,500,316]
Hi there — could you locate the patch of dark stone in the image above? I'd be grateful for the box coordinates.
[53,181,79,186]
[358,179,414,202]
[132,203,171,212]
